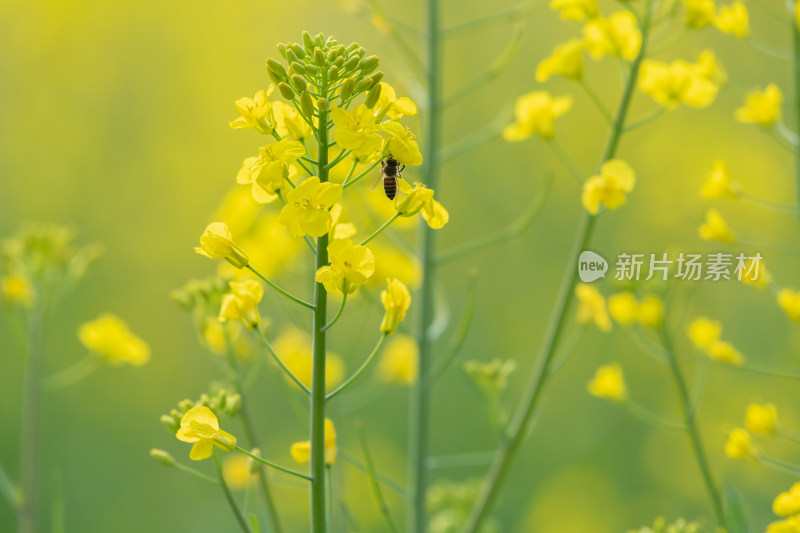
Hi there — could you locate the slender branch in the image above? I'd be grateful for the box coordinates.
[441,0,542,37]
[625,106,665,132]
[51,470,64,533]
[431,271,479,383]
[343,160,381,188]
[19,304,44,533]
[338,452,411,500]
[548,140,585,185]
[173,461,220,484]
[579,79,613,125]
[734,360,800,380]
[321,292,347,332]
[739,191,799,215]
[325,149,351,171]
[42,355,101,391]
[760,454,800,475]
[255,328,311,395]
[326,334,388,401]
[359,425,400,533]
[625,399,685,431]
[235,447,312,481]
[213,451,251,533]
[246,265,315,309]
[360,213,401,245]
[747,37,791,61]
[546,326,586,377]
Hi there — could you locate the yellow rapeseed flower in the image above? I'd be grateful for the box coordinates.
[688,317,722,348]
[175,405,237,461]
[714,1,749,38]
[223,454,254,490]
[575,283,612,332]
[773,483,800,517]
[778,289,800,323]
[745,402,778,435]
[290,418,337,465]
[766,515,800,533]
[581,159,636,214]
[332,104,384,159]
[272,327,345,391]
[393,181,449,229]
[195,222,249,268]
[637,295,664,327]
[273,101,313,141]
[377,121,424,166]
[549,0,598,21]
[380,278,411,335]
[682,0,716,28]
[638,56,720,109]
[724,427,757,459]
[278,177,343,238]
[78,314,150,366]
[535,39,584,82]
[735,84,782,127]
[378,334,419,385]
[700,160,739,198]
[371,82,418,121]
[587,363,627,402]
[582,11,642,61]
[608,292,638,325]
[503,91,572,141]
[698,209,735,243]
[229,87,275,134]
[707,340,744,365]
[315,238,375,294]
[237,140,306,204]
[218,279,263,328]
[1,274,34,307]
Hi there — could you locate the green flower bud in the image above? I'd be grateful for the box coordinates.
[326,48,338,63]
[225,393,242,416]
[286,48,299,64]
[289,61,306,75]
[302,31,315,52]
[170,408,182,420]
[267,69,283,86]
[356,47,366,57]
[278,82,296,100]
[160,414,179,433]
[346,42,360,54]
[333,56,345,69]
[344,55,359,71]
[370,71,384,87]
[364,83,382,108]
[178,399,194,412]
[359,55,380,75]
[355,78,373,92]
[150,449,176,467]
[266,58,286,77]
[314,33,325,47]
[300,90,315,117]
[317,97,330,111]
[340,78,354,102]
[199,393,210,406]
[291,74,306,92]
[314,48,325,65]
[327,65,339,80]
[277,43,288,58]
[290,43,306,59]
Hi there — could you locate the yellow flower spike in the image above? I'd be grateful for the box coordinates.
[700,160,739,199]
[682,0,716,28]
[608,292,638,326]
[78,314,150,366]
[745,402,778,435]
[575,283,612,332]
[724,427,757,459]
[378,334,419,385]
[175,405,237,461]
[693,49,727,85]
[698,209,735,243]
[273,327,345,391]
[290,418,337,465]
[237,139,306,204]
[380,278,412,335]
[503,91,573,141]
[714,1,749,38]
[773,482,800,517]
[707,340,744,366]
[229,87,275,134]
[549,0,599,21]
[195,222,249,268]
[638,56,719,109]
[766,515,800,533]
[223,454,254,490]
[637,295,664,328]
[278,176,343,238]
[218,279,263,328]
[393,181,449,229]
[535,39,584,82]
[688,317,722,348]
[587,363,627,402]
[581,159,636,214]
[582,11,642,61]
[371,82,418,121]
[778,289,800,323]
[1,274,34,307]
[735,84,783,128]
[377,122,424,166]
[315,238,375,294]
[331,104,383,159]
[273,101,313,141]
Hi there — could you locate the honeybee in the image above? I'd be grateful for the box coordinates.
[376,156,405,200]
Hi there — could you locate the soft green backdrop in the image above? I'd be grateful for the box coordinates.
[1,0,799,531]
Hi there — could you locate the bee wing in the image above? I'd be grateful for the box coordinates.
[370,168,385,191]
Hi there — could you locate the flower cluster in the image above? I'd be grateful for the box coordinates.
[688,316,744,366]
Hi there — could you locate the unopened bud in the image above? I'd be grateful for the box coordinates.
[286,48,299,63]
[333,56,345,69]
[225,393,242,416]
[160,414,179,433]
[277,43,288,58]
[300,90,315,117]
[344,55,359,71]
[302,31,315,52]
[364,84,382,108]
[356,47,366,57]
[150,449,175,467]
[317,97,330,111]
[370,72,384,87]
[359,55,380,75]
[278,82,295,100]
[346,42,360,54]
[291,74,306,92]
[289,62,305,76]
[199,393,210,406]
[327,65,339,80]
[266,58,286,77]
[178,399,193,412]
[355,78,373,92]
[327,48,338,63]
[314,48,325,65]
[314,33,325,47]
[290,43,306,59]
[340,78,354,102]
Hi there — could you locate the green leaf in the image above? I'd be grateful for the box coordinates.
[725,484,748,533]
[247,513,260,533]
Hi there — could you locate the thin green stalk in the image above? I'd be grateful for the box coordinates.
[255,328,311,394]
[338,451,411,500]
[659,329,727,528]
[310,71,331,533]
[42,354,100,391]
[625,398,685,431]
[361,213,401,245]
[235,447,312,481]
[739,191,799,214]
[761,454,800,475]
[579,79,612,125]
[793,17,800,222]
[359,426,400,533]
[246,265,315,309]
[735,360,800,380]
[51,470,64,533]
[412,1,442,531]
[174,461,220,484]
[462,1,655,530]
[321,292,347,332]
[19,304,44,533]
[625,106,665,132]
[214,451,251,533]
[548,139,585,185]
[326,334,388,401]
[343,160,381,188]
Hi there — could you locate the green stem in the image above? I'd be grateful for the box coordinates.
[360,213,401,245]
[255,328,311,394]
[311,70,331,533]
[793,17,800,222]
[246,265,315,309]
[19,304,44,533]
[462,1,656,530]
[325,149,351,171]
[579,79,613,125]
[326,334,388,401]
[235,447,312,481]
[51,470,64,533]
[213,451,251,533]
[760,454,800,475]
[343,160,381,188]
[42,354,101,391]
[624,106,665,132]
[625,398,685,431]
[659,329,727,528]
[321,292,347,332]
[359,425,400,533]
[739,191,799,215]
[174,461,220,484]
[736,360,800,380]
[548,139,585,185]
[338,451,411,500]
[412,2,442,531]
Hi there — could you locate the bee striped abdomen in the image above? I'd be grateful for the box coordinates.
[384,176,397,200]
